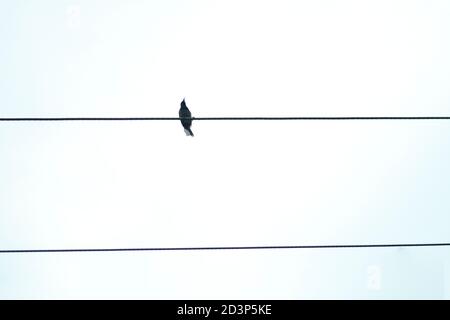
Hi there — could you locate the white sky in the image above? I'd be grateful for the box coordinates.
[1,0,450,299]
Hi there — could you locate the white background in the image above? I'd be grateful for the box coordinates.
[0,0,450,299]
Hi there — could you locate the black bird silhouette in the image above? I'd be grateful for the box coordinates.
[179,99,194,136]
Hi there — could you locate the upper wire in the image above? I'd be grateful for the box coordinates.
[1,116,450,121]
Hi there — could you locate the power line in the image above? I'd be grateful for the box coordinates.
[1,116,450,122]
[1,242,449,254]
[1,117,449,254]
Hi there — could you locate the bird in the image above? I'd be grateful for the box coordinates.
[179,98,194,136]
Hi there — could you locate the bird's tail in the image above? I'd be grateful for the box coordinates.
[184,128,194,137]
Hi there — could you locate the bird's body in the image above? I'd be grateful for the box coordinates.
[179,99,194,136]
